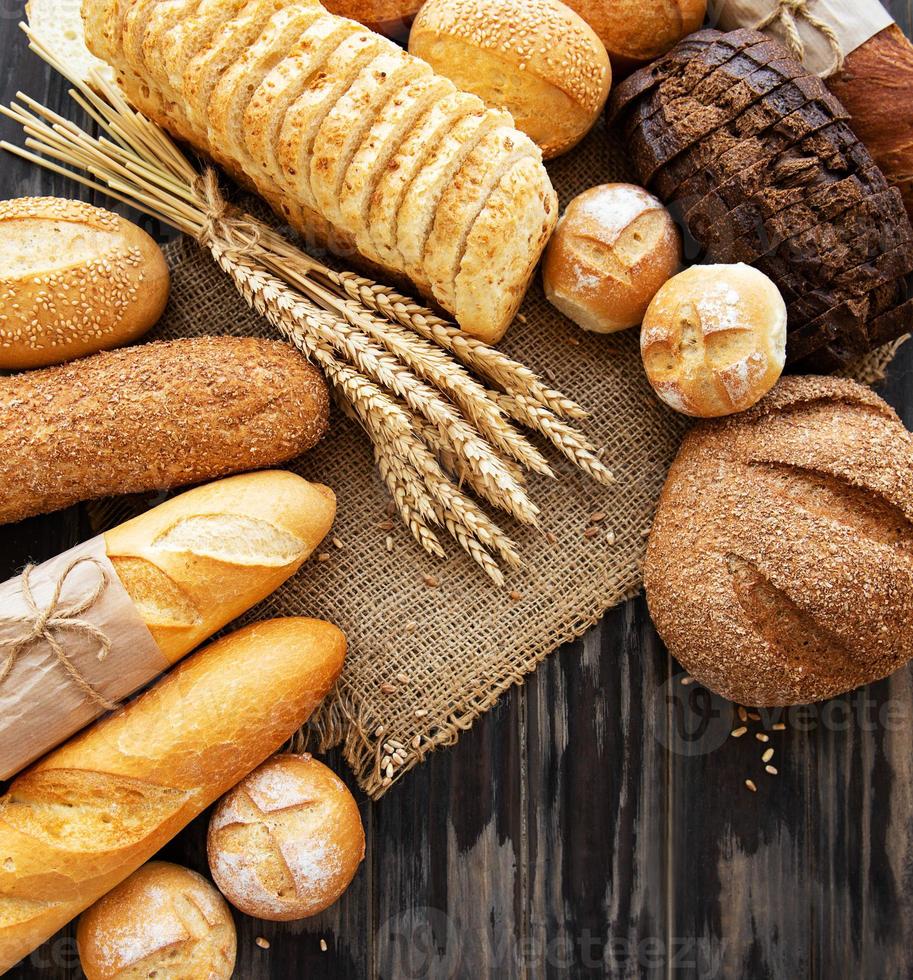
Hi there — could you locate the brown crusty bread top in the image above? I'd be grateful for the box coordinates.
[644,375,913,706]
[0,336,329,525]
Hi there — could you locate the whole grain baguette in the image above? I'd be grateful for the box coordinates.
[0,617,346,973]
[0,336,329,525]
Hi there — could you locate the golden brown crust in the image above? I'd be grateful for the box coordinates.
[207,753,365,920]
[77,862,236,980]
[0,617,346,973]
[644,376,913,705]
[408,0,611,159]
[0,336,329,525]
[0,197,169,369]
[320,0,423,37]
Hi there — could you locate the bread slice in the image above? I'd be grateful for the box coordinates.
[274,30,384,215]
[182,0,288,140]
[343,73,455,264]
[25,0,114,85]
[454,155,558,343]
[396,108,511,292]
[242,16,359,188]
[208,1,323,170]
[422,125,541,313]
[310,48,424,230]
[366,90,482,272]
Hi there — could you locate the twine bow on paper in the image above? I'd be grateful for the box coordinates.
[756,0,846,78]
[0,557,119,712]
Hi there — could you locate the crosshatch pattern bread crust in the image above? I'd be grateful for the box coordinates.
[81,0,558,340]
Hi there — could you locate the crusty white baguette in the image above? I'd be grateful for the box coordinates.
[0,336,330,525]
[105,470,336,661]
[0,198,169,369]
[80,0,558,342]
[0,617,346,973]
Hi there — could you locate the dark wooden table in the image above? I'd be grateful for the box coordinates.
[3,5,913,978]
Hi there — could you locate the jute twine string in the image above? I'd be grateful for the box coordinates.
[0,557,118,712]
[194,170,264,258]
[756,0,846,77]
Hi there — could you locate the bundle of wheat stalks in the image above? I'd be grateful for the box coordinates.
[2,27,614,584]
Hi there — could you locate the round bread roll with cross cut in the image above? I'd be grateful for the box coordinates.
[640,263,787,418]
[207,754,365,920]
[77,862,236,980]
[543,183,681,333]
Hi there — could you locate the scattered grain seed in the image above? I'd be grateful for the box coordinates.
[412,735,422,748]
[509,590,523,601]
[772,723,786,731]
[256,938,270,950]
[756,733,770,743]
[385,763,394,779]
[762,748,774,763]
[332,536,343,549]
[516,313,528,324]
[566,335,580,346]
[386,500,396,516]
[765,765,778,775]
[380,682,397,695]
[546,531,559,546]
[606,530,616,545]
[381,754,391,769]
[589,511,607,523]
[745,779,757,793]
[423,574,440,588]
[386,535,393,552]
[396,673,410,685]
[414,708,429,718]
[731,727,748,738]
[374,725,385,737]
[405,620,418,633]
[737,706,748,722]
[680,676,695,686]
[320,939,328,952]
[389,738,404,748]
[377,519,394,531]
[317,552,331,562]
[584,526,600,539]
[748,712,761,721]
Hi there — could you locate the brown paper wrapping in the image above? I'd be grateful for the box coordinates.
[717,0,894,75]
[0,536,167,779]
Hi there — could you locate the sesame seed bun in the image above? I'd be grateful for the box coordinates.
[408,0,612,159]
[644,375,913,705]
[0,198,169,370]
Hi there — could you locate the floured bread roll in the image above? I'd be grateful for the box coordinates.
[77,862,236,980]
[543,183,681,333]
[640,263,786,418]
[207,753,365,920]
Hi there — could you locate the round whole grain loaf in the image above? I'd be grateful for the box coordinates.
[644,376,913,705]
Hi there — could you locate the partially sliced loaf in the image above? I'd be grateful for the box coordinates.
[422,125,540,312]
[344,73,455,264]
[454,155,557,342]
[367,90,481,271]
[310,48,424,229]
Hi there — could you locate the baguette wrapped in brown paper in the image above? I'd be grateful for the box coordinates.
[0,470,336,779]
[0,617,346,974]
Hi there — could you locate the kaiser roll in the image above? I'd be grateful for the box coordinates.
[207,753,365,920]
[644,376,913,706]
[408,0,612,159]
[561,0,707,75]
[543,183,681,333]
[640,263,786,418]
[77,862,236,980]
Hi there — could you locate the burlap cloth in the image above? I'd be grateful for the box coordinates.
[88,117,904,798]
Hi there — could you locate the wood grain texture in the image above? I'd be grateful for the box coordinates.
[2,3,913,977]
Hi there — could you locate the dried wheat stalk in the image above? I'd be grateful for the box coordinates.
[1,26,616,583]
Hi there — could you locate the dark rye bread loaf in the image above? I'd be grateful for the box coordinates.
[608,29,913,370]
[644,376,913,706]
